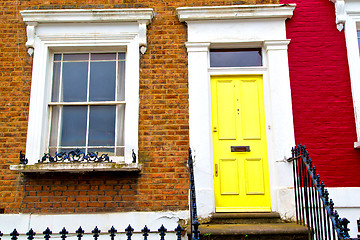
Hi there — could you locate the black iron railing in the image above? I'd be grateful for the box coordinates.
[288,144,357,240]
[19,149,137,164]
[188,148,200,240]
[0,225,184,240]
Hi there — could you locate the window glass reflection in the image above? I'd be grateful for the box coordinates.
[89,61,116,101]
[210,49,262,67]
[61,106,87,147]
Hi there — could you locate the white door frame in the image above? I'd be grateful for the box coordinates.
[177,4,297,219]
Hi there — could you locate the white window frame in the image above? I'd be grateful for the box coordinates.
[20,9,154,165]
[341,0,360,148]
[48,52,126,160]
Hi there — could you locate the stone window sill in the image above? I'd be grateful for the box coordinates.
[9,162,142,173]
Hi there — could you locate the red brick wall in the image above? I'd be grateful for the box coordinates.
[280,0,360,186]
[0,0,278,214]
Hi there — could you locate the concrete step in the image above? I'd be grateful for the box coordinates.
[188,213,309,240]
[198,223,309,240]
[209,212,283,224]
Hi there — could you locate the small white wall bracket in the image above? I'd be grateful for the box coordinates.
[138,21,148,54]
[25,22,37,56]
[330,0,346,31]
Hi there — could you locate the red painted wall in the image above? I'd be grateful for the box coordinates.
[280,0,360,186]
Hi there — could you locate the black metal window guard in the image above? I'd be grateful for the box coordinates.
[288,144,358,240]
[0,225,184,240]
[19,149,137,164]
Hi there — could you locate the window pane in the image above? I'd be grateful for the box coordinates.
[88,105,116,146]
[210,49,262,67]
[60,106,87,147]
[89,61,116,101]
[115,147,125,156]
[117,104,125,146]
[54,54,62,61]
[51,62,61,102]
[88,148,115,156]
[49,106,60,148]
[118,53,126,60]
[63,53,89,61]
[118,61,125,101]
[91,53,116,61]
[62,62,88,102]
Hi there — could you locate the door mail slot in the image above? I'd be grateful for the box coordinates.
[231,146,250,152]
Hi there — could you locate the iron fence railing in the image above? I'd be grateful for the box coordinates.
[288,144,358,240]
[0,225,184,240]
[188,148,200,240]
[1,148,202,240]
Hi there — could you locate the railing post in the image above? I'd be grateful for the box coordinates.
[43,227,52,240]
[188,148,200,240]
[10,229,19,240]
[26,229,36,240]
[141,226,150,240]
[158,225,167,240]
[108,226,117,240]
[175,224,184,240]
[59,227,68,240]
[92,226,101,240]
[125,225,134,240]
[76,227,84,240]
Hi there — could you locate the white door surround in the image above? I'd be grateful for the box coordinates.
[177,4,297,218]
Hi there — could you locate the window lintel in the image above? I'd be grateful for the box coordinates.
[176,4,295,22]
[21,8,155,55]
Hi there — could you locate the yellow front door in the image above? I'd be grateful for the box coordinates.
[211,75,271,212]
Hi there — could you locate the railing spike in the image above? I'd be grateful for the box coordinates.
[10,229,19,240]
[108,226,117,240]
[92,226,101,240]
[43,227,52,240]
[340,218,351,238]
[76,226,84,240]
[175,225,183,240]
[158,225,167,240]
[125,224,134,240]
[308,157,313,166]
[59,227,68,240]
[324,189,329,205]
[316,173,321,187]
[141,225,150,240]
[329,199,335,215]
[26,229,36,240]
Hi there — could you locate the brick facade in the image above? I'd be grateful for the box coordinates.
[280,0,360,187]
[0,0,278,214]
[2,0,359,216]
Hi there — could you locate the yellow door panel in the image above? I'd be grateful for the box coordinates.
[217,80,237,140]
[240,80,262,140]
[211,75,271,212]
[219,158,239,195]
[245,158,265,195]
